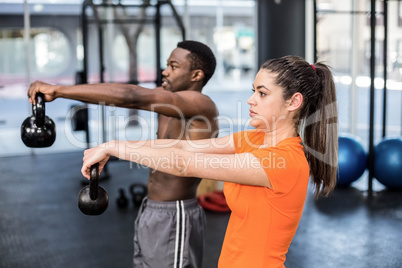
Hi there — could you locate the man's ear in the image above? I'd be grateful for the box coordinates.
[288,92,303,111]
[191,70,204,83]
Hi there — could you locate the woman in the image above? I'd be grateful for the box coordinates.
[81,55,338,268]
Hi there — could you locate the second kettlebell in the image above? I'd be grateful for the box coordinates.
[78,164,109,215]
[21,92,56,148]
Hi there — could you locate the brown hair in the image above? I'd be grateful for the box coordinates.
[261,55,338,197]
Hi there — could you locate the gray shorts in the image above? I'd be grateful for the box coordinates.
[133,197,206,268]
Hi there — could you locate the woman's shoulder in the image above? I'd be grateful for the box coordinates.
[257,136,306,168]
[233,129,265,149]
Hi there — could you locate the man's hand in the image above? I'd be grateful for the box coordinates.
[28,81,58,104]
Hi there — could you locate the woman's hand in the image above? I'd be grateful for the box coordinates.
[81,142,114,179]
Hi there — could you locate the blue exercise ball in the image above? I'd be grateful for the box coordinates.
[337,135,367,186]
[374,137,402,189]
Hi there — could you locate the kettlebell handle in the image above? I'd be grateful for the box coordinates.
[78,162,109,215]
[33,93,45,127]
[89,164,99,200]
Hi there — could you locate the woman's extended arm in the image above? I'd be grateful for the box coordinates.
[140,134,236,154]
[81,138,271,188]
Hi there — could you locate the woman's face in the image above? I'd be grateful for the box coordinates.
[247,69,292,131]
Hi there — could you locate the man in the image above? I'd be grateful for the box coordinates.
[28,40,218,268]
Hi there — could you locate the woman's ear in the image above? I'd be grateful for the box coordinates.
[191,70,205,83]
[288,92,303,111]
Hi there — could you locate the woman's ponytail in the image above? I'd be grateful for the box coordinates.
[261,56,338,198]
[301,63,338,197]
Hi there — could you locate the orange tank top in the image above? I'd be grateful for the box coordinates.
[218,130,310,268]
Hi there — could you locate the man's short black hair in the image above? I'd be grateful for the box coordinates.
[177,40,216,86]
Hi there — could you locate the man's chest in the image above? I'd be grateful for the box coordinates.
[157,116,186,139]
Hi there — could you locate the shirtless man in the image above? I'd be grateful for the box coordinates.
[28,40,218,268]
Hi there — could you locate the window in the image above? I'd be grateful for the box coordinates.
[0,27,70,76]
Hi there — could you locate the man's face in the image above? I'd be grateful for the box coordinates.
[161,47,193,92]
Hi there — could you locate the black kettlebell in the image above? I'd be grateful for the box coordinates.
[78,164,109,215]
[21,92,56,148]
[116,187,129,209]
[129,183,147,207]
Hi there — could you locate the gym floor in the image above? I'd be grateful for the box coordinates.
[1,151,402,268]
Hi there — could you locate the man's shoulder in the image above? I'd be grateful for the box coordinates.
[177,90,218,114]
[177,90,216,103]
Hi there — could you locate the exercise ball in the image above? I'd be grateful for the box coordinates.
[337,135,367,186]
[374,137,402,189]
